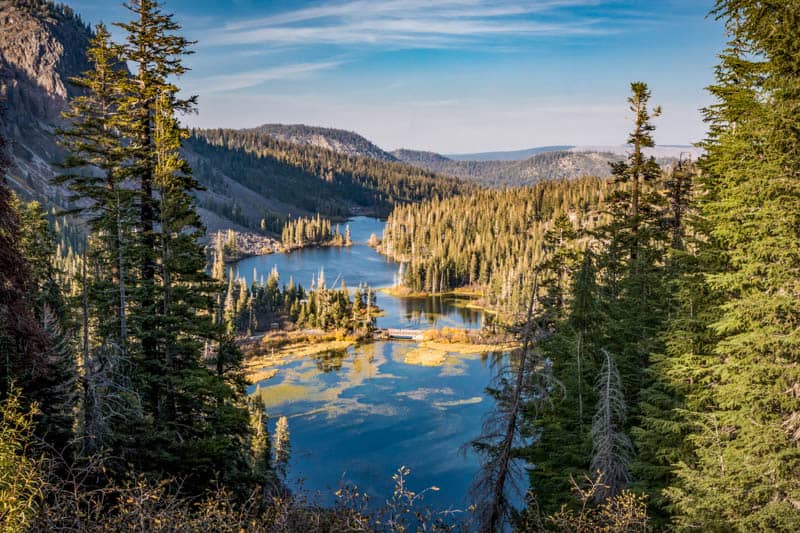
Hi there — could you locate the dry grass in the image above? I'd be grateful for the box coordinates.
[242,330,357,383]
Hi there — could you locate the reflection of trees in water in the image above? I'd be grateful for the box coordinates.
[312,349,348,373]
[352,343,380,379]
[481,351,504,367]
[401,295,482,328]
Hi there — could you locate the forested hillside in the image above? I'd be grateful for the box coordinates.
[187,128,469,226]
[250,123,398,161]
[394,148,622,187]
[381,176,614,313]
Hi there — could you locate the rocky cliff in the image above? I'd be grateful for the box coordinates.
[0,1,454,236]
[0,0,91,202]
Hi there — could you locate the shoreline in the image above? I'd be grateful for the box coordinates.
[241,326,516,383]
[379,284,502,318]
[241,329,363,383]
[279,240,353,254]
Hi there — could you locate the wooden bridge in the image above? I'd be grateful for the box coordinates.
[376,328,424,341]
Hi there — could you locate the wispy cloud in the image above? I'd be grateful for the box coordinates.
[186,61,345,93]
[207,0,613,49]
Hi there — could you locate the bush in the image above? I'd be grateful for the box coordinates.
[0,390,45,533]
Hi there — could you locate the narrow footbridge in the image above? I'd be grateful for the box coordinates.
[376,328,424,341]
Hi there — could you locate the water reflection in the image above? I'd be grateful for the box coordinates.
[312,349,348,373]
[237,217,501,510]
[393,295,482,330]
[247,341,502,509]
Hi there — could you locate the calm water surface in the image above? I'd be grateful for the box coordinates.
[238,217,503,510]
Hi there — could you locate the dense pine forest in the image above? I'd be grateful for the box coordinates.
[380,176,613,313]
[189,127,470,223]
[2,0,800,532]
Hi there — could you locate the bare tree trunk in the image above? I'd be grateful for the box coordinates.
[486,271,539,532]
[577,331,584,424]
[80,256,96,453]
[117,197,128,357]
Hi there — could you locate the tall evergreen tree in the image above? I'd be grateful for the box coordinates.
[113,0,196,408]
[608,82,661,259]
[667,2,800,529]
[58,23,133,352]
[110,1,251,489]
[526,249,603,514]
[527,83,671,516]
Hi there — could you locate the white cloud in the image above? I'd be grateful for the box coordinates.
[207,0,612,48]
[185,61,345,93]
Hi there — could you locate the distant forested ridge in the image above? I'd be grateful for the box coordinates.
[188,128,471,224]
[249,123,398,161]
[393,147,698,188]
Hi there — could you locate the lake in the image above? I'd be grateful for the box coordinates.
[237,217,504,511]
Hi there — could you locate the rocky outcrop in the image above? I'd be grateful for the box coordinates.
[0,0,92,201]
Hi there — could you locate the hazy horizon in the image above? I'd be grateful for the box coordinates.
[70,0,724,153]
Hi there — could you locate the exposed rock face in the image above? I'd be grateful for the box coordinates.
[0,0,92,201]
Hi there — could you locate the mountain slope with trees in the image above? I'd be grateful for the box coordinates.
[393,148,623,187]
[394,146,703,188]
[248,123,398,161]
[186,127,469,228]
[0,3,468,236]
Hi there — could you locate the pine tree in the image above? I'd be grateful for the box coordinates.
[608,82,661,259]
[667,2,800,529]
[590,349,633,500]
[597,82,669,412]
[527,250,603,514]
[74,0,255,492]
[248,396,277,491]
[57,23,133,351]
[526,84,670,516]
[114,0,197,402]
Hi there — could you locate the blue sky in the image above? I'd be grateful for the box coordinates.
[71,0,726,153]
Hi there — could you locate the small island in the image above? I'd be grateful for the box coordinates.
[280,214,352,252]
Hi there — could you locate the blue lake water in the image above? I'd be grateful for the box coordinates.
[236,217,482,331]
[238,217,505,511]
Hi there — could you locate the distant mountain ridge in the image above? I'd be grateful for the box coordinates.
[393,145,704,188]
[443,144,703,162]
[249,124,398,162]
[445,145,575,161]
[393,149,621,187]
[0,1,462,236]
[568,144,703,160]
